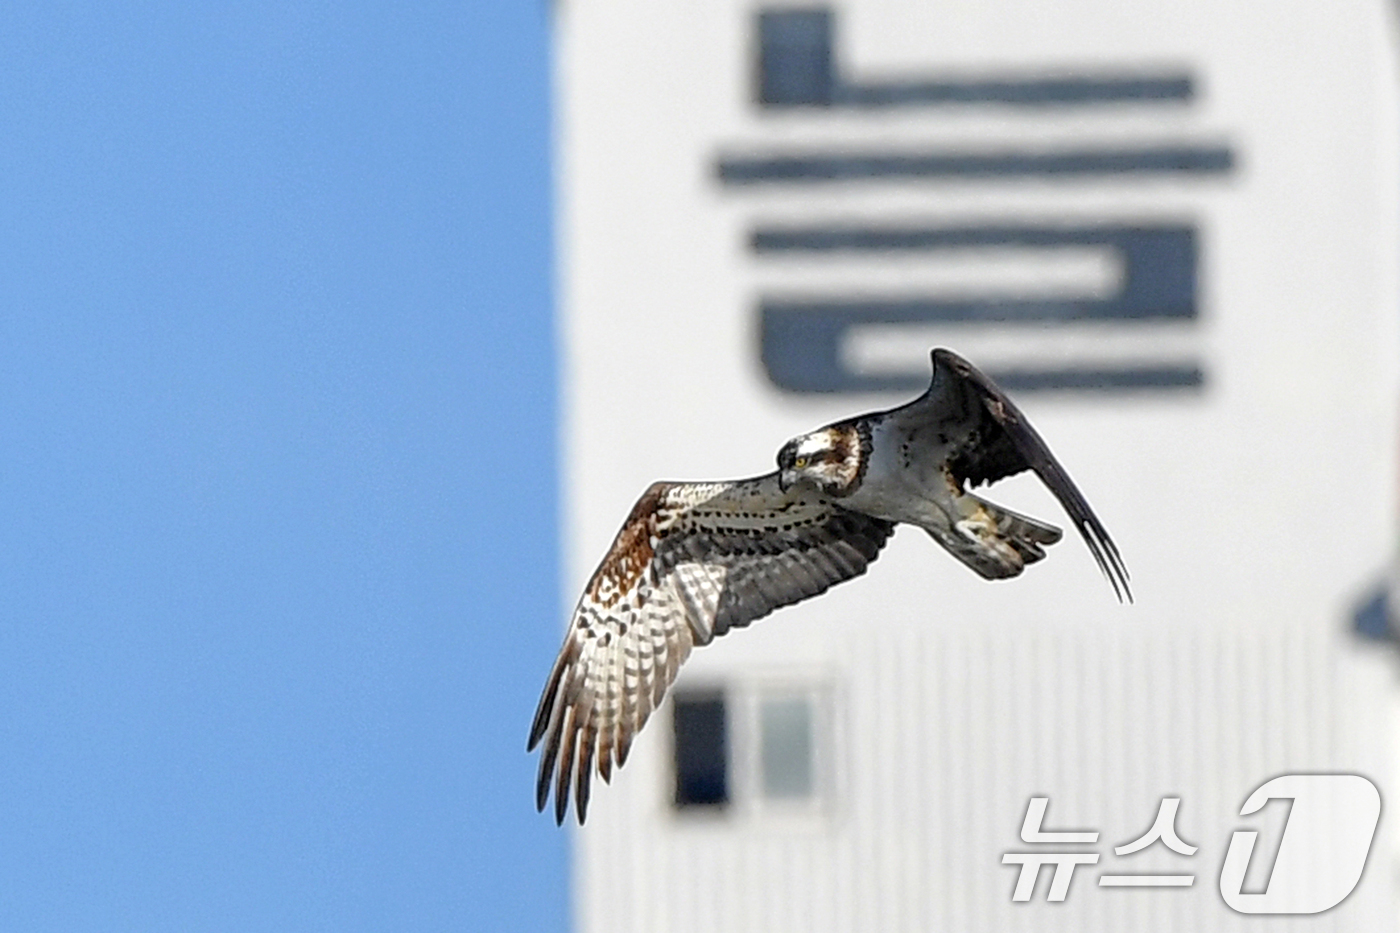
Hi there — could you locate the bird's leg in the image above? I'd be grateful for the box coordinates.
[944,473,1023,567]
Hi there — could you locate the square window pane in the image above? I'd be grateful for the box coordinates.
[759,696,814,800]
[673,693,728,808]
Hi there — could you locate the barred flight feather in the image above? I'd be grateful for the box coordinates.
[527,477,894,824]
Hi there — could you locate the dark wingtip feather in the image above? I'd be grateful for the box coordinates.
[530,638,580,818]
[534,701,565,814]
[574,730,595,825]
[528,640,575,752]
[1077,516,1132,604]
[553,707,577,826]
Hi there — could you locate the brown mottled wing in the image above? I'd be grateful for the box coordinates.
[527,475,894,825]
[899,348,1131,601]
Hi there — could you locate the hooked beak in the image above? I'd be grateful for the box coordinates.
[778,469,795,492]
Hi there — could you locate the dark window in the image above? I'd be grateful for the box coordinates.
[757,9,834,106]
[673,693,728,809]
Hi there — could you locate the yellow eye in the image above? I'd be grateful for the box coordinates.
[794,456,809,469]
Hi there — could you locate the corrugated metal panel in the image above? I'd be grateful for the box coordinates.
[577,621,1395,932]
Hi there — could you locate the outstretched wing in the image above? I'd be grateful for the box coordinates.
[527,476,894,824]
[894,348,1131,601]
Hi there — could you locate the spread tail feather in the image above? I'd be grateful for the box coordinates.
[926,495,1063,580]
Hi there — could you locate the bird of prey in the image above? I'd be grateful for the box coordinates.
[529,348,1129,824]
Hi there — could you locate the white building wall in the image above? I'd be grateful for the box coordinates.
[555,0,1400,928]
[577,625,1395,930]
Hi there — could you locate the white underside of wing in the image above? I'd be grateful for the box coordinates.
[532,474,897,822]
[671,561,729,644]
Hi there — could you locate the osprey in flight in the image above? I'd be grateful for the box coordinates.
[529,349,1129,824]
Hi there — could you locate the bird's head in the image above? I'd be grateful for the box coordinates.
[777,423,866,496]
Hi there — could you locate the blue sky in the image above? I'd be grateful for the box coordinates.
[0,3,563,930]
